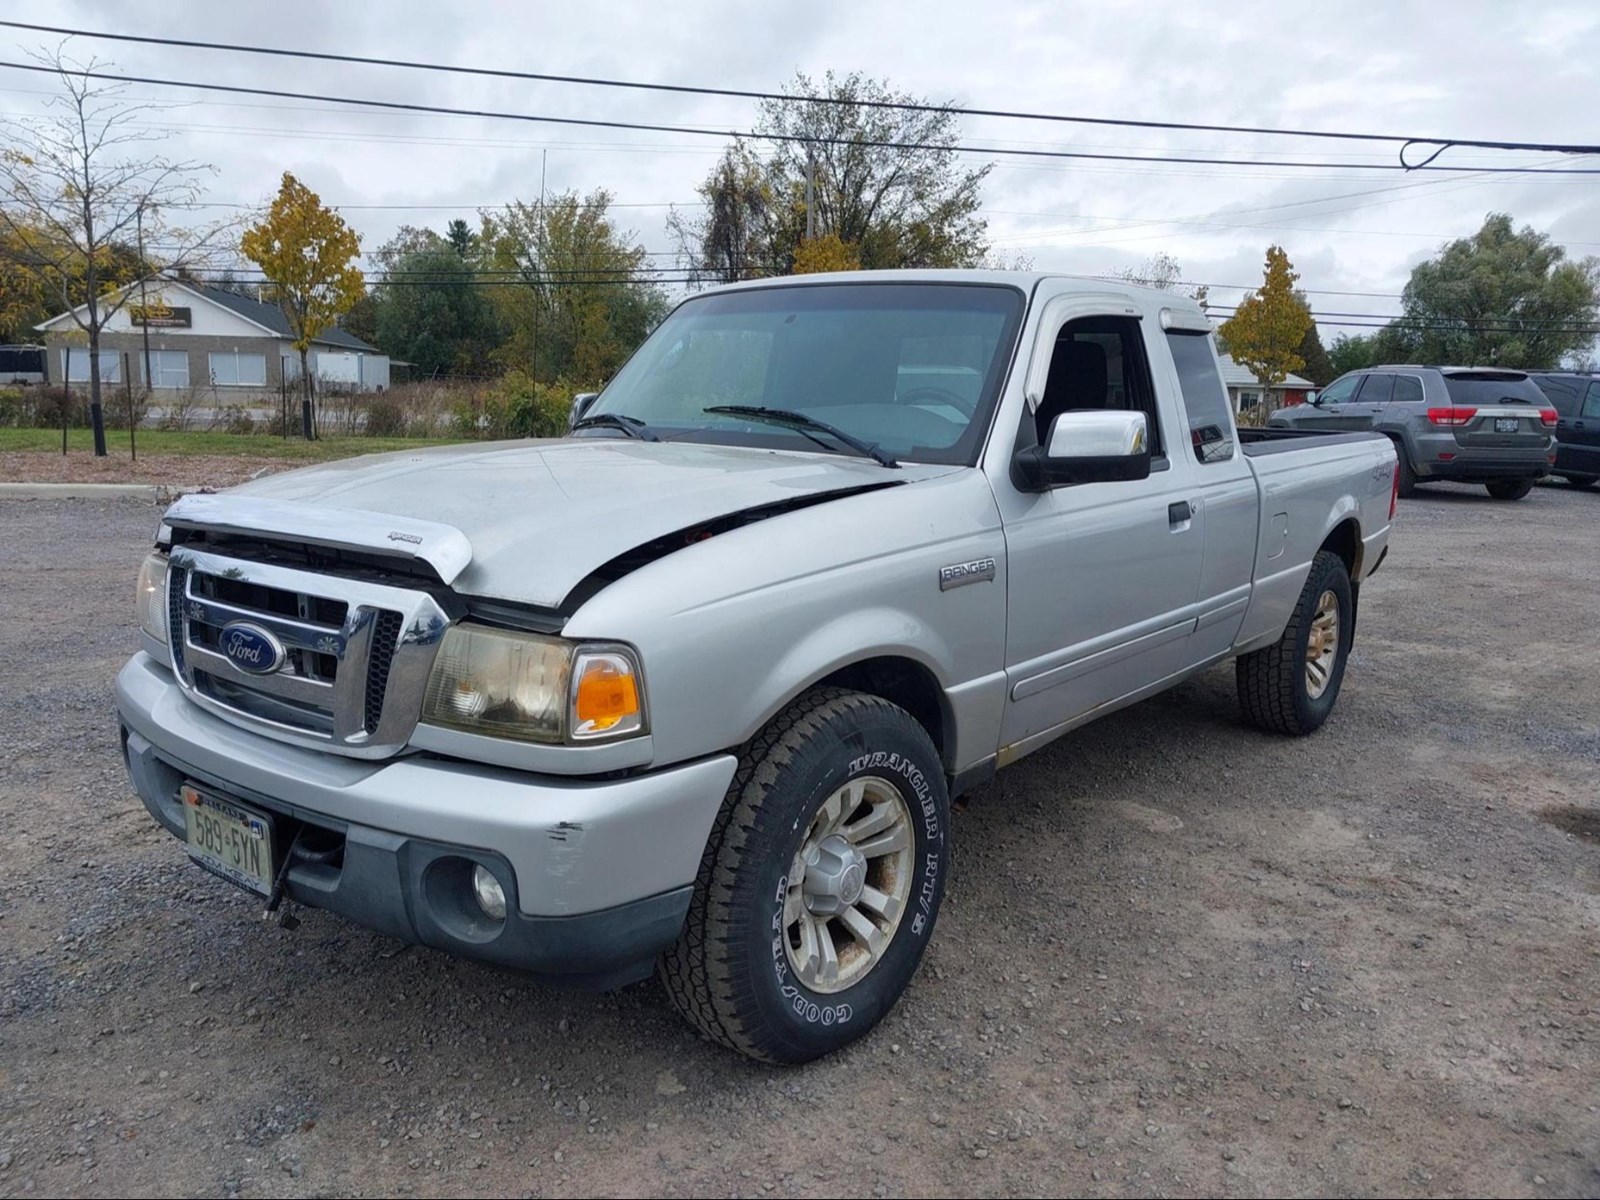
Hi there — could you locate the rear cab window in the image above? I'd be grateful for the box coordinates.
[1165,332,1234,463]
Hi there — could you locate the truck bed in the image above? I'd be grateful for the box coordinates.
[1238,426,1390,457]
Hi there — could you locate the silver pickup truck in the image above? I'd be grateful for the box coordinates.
[117,272,1398,1062]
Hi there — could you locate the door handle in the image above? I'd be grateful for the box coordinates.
[1168,501,1192,525]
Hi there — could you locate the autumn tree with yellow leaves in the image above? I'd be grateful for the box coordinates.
[1219,246,1312,397]
[241,173,364,438]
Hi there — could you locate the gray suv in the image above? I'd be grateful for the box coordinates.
[1269,366,1557,499]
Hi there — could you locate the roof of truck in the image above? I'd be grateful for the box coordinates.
[704,268,1209,305]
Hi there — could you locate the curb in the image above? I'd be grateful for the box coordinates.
[0,482,196,501]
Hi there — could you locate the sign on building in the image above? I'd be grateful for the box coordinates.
[130,305,192,328]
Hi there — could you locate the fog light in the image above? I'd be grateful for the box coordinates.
[471,864,507,922]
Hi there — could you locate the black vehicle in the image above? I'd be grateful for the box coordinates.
[0,344,48,385]
[1528,372,1600,488]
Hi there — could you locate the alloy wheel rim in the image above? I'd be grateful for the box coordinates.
[1305,588,1340,700]
[784,775,914,995]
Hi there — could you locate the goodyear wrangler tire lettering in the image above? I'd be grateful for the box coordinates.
[659,688,951,1064]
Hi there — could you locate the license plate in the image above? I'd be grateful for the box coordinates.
[181,785,275,895]
[1494,417,1519,433]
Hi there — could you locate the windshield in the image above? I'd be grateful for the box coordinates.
[585,282,1025,465]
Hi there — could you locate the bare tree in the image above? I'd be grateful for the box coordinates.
[0,46,225,455]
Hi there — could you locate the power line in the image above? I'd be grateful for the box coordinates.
[4,59,1599,175]
[7,19,1599,166]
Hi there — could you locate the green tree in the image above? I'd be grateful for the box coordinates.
[668,144,776,284]
[373,247,499,377]
[1219,246,1312,393]
[1399,213,1599,367]
[1327,326,1421,376]
[241,172,364,437]
[445,218,476,258]
[0,48,221,454]
[481,189,667,383]
[1294,309,1335,386]
[679,72,991,276]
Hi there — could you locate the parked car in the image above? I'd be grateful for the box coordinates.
[0,344,48,385]
[116,272,1397,1063]
[1527,371,1600,488]
[1268,365,1557,500]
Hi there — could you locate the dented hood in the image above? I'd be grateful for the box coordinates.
[221,438,957,607]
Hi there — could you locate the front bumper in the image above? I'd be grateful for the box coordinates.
[117,653,737,988]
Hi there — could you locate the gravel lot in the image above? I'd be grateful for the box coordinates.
[1,484,1596,1199]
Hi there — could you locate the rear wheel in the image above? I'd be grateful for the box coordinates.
[1236,550,1352,736]
[1485,479,1535,501]
[1394,445,1417,498]
[1563,475,1598,489]
[660,688,949,1063]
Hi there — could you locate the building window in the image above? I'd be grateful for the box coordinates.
[143,350,189,389]
[209,351,266,387]
[61,348,122,384]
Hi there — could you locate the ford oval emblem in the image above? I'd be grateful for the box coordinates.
[219,621,286,675]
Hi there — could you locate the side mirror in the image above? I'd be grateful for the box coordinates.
[1013,410,1151,491]
[568,391,599,430]
[1306,390,1322,406]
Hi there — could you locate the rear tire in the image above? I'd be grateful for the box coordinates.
[1485,479,1534,501]
[1394,446,1417,498]
[1563,475,1598,489]
[659,688,949,1063]
[1236,550,1352,737]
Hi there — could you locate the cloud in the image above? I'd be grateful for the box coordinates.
[5,0,1594,338]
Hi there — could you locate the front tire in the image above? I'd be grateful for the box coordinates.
[660,688,950,1063]
[1485,478,1534,500]
[1563,475,1597,490]
[1236,550,1353,736]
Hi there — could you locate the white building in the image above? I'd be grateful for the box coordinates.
[35,277,388,393]
[1216,352,1316,413]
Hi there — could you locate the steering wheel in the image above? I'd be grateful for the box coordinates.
[897,385,976,418]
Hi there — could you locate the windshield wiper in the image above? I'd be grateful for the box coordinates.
[702,405,898,468]
[571,412,659,441]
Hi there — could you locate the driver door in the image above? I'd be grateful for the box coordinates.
[993,296,1205,753]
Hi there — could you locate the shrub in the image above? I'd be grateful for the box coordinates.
[363,391,408,437]
[0,386,85,428]
[222,405,256,435]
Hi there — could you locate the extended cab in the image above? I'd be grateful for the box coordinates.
[117,272,1397,1063]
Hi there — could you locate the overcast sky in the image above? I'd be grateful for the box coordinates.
[4,1,1597,342]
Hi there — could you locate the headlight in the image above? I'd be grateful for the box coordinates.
[136,553,169,645]
[420,625,646,744]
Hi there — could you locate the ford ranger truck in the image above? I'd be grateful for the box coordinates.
[117,272,1398,1063]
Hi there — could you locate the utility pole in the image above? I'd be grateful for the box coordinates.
[804,145,816,241]
[135,201,152,463]
[532,148,546,385]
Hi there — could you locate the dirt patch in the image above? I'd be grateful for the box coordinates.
[0,450,295,490]
[1540,803,1600,844]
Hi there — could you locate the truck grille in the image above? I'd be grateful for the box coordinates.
[164,545,451,758]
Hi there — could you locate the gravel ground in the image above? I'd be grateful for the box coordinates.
[0,483,1596,1199]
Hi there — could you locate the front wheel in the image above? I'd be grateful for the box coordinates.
[1485,478,1534,500]
[1236,550,1353,736]
[1563,475,1597,490]
[660,688,950,1063]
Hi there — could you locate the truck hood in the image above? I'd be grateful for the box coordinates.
[216,438,958,608]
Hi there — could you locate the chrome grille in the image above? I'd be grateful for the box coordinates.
[166,545,451,758]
